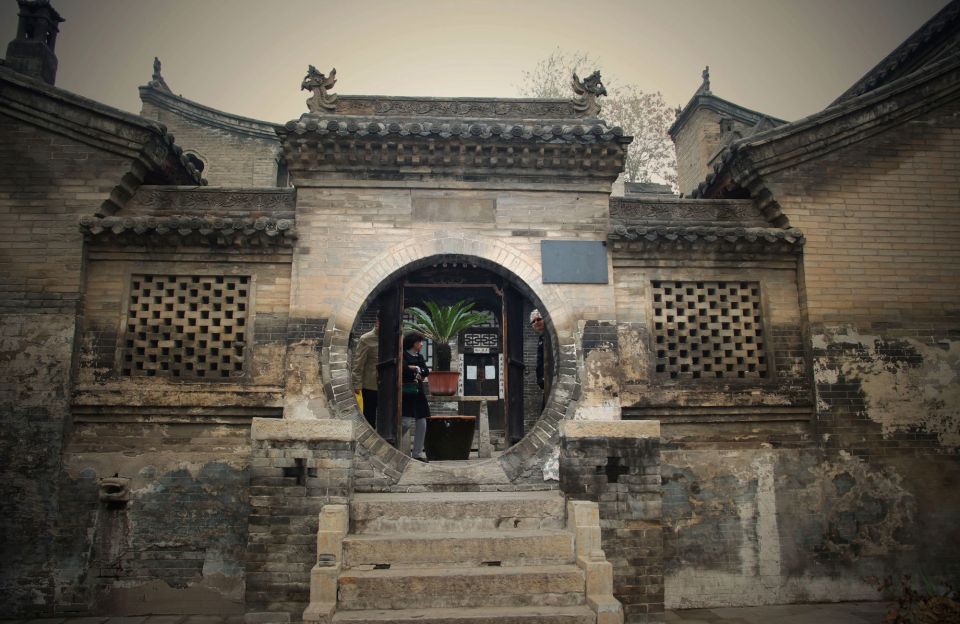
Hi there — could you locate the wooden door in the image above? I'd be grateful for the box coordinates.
[376,285,402,447]
[504,283,526,446]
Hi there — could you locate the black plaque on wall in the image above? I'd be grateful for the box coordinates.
[541,240,608,284]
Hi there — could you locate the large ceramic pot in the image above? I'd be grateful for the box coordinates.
[427,370,460,396]
[425,415,476,460]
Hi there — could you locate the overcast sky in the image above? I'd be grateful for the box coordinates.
[0,0,950,123]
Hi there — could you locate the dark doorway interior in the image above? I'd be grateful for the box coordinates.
[350,260,550,458]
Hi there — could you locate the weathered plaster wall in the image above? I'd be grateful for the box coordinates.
[660,447,923,608]
[653,90,960,607]
[57,423,251,615]
[0,114,134,615]
[58,189,295,611]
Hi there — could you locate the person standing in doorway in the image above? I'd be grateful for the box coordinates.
[401,331,431,462]
[531,309,551,410]
[352,316,379,428]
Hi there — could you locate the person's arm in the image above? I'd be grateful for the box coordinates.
[419,354,430,378]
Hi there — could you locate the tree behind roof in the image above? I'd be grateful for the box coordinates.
[518,49,677,190]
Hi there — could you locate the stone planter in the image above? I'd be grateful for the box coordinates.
[425,416,476,460]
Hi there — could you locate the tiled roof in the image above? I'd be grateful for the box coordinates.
[833,0,960,104]
[610,225,804,253]
[79,215,296,247]
[279,115,627,144]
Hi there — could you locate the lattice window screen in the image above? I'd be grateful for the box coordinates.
[652,280,767,380]
[121,274,249,380]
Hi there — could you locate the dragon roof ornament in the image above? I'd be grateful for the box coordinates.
[571,70,607,117]
[149,57,172,93]
[302,65,338,113]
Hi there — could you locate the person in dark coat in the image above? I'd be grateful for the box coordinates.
[401,331,430,461]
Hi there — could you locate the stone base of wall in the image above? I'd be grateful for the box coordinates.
[560,420,664,624]
[246,419,354,615]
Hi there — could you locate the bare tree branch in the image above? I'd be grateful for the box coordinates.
[518,49,678,189]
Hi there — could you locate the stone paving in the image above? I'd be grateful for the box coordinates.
[665,601,890,623]
[1,602,892,624]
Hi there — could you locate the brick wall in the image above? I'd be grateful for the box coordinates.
[0,114,134,615]
[652,86,960,608]
[289,185,619,437]
[773,98,960,592]
[672,108,723,196]
[246,419,354,615]
[140,101,280,187]
[560,421,663,624]
[774,99,960,327]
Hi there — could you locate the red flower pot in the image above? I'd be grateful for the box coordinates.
[428,371,460,396]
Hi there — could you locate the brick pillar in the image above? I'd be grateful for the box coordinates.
[246,419,355,616]
[560,420,663,624]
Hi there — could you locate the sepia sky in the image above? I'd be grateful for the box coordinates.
[0,0,950,124]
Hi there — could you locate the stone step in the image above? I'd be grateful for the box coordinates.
[350,490,565,534]
[332,605,596,624]
[337,564,586,610]
[343,529,575,568]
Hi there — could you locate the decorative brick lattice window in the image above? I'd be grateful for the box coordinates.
[122,274,249,379]
[652,280,767,380]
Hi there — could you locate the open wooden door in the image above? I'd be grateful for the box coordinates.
[504,284,525,446]
[376,284,402,447]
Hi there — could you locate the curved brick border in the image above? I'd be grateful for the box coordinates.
[322,232,579,483]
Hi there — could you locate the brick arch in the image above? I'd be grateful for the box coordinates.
[322,233,577,483]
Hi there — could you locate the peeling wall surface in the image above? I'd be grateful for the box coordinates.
[57,424,251,614]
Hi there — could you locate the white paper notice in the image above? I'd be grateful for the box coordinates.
[466,366,478,380]
[484,365,496,379]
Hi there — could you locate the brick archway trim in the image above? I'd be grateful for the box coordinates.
[322,232,578,483]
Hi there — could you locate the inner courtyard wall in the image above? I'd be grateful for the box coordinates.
[773,95,960,593]
[286,184,618,423]
[644,89,960,608]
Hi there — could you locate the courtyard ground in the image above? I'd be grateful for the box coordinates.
[0,601,892,624]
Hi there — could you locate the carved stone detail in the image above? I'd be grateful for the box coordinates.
[128,188,296,213]
[333,97,579,118]
[302,65,338,113]
[149,57,172,93]
[609,197,765,224]
[571,70,608,117]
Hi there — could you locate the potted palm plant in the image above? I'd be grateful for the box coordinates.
[403,300,492,396]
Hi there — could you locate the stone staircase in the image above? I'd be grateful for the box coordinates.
[303,490,622,624]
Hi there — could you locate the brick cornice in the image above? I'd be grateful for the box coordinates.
[609,224,804,254]
[79,214,296,248]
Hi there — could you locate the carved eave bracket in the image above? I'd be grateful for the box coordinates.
[79,215,297,248]
[609,225,805,255]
